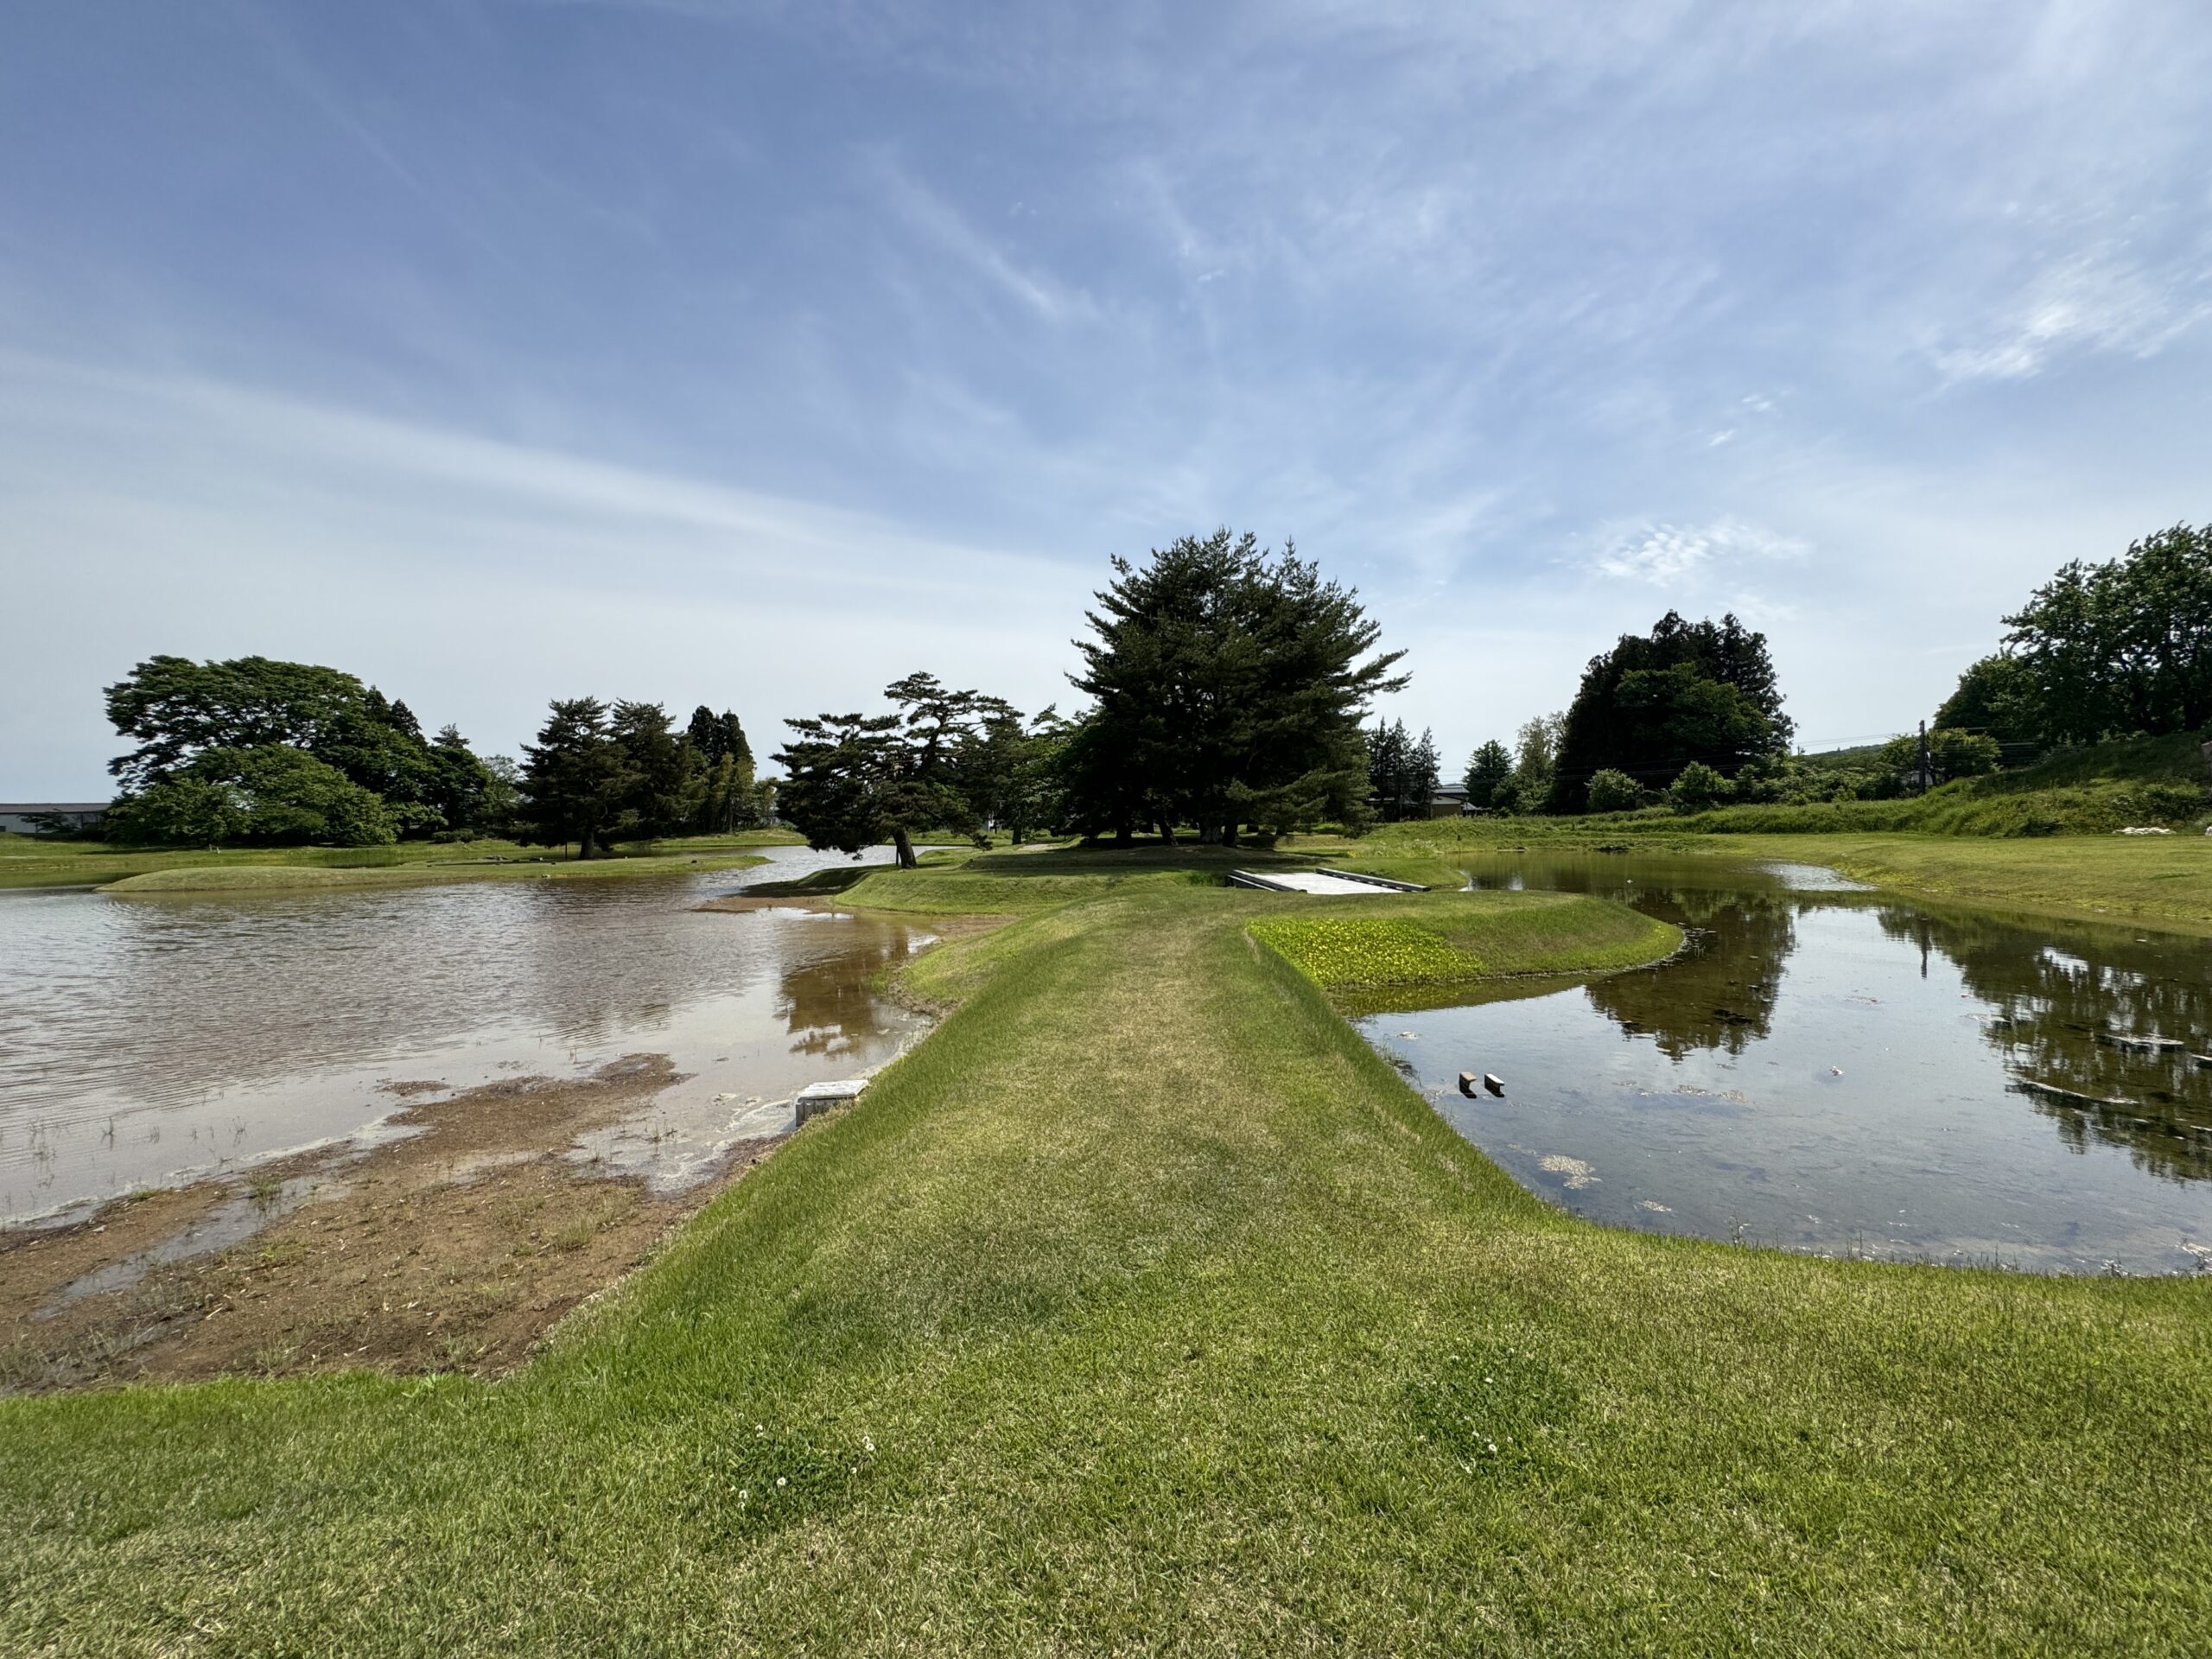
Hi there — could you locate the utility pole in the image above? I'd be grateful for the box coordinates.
[1917,720,1931,794]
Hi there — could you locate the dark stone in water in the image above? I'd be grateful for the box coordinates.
[2097,1032,2186,1054]
[2014,1077,2139,1111]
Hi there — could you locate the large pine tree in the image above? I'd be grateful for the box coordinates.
[1067,531,1404,843]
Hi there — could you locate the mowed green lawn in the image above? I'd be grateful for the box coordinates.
[5,861,2209,1653]
[0,830,804,891]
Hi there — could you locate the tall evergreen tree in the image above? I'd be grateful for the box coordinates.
[1068,531,1404,844]
[1463,740,1514,809]
[1409,727,1441,814]
[610,701,702,838]
[519,698,635,858]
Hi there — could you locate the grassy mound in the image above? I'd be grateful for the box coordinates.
[8,865,2207,1651]
[1252,893,1680,991]
[1367,733,2212,842]
[104,853,767,893]
[0,831,802,891]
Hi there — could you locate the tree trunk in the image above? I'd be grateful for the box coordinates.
[1221,822,1240,849]
[1158,820,1176,846]
[579,825,599,860]
[1114,820,1135,847]
[893,826,918,869]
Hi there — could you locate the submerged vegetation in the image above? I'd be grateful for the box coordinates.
[1251,894,1679,991]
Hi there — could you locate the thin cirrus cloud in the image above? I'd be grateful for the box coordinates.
[1,0,2209,792]
[1591,520,1811,589]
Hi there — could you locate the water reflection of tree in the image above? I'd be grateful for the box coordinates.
[1881,906,2212,1181]
[1586,887,1799,1059]
[777,927,922,1058]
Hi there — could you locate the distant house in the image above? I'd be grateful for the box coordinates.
[0,802,108,836]
[1427,783,1471,818]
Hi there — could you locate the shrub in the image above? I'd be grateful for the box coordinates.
[105,745,398,848]
[1584,769,1643,814]
[1669,761,1733,814]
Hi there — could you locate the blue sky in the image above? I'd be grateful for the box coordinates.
[4,1,2209,796]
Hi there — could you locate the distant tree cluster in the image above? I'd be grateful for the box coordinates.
[1936,523,2212,749]
[518,700,769,857]
[98,655,772,854]
[772,675,1063,868]
[1549,612,1791,810]
[101,656,513,848]
[766,531,1404,854]
[1366,720,1440,822]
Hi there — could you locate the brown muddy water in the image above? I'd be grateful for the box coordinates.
[1359,853,2212,1274]
[1,844,931,1225]
[0,845,941,1388]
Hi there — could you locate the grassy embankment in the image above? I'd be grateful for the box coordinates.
[1386,733,2211,842]
[6,846,2209,1653]
[1363,818,2212,937]
[0,830,803,893]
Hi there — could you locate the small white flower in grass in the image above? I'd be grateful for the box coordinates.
[863,1435,875,1453]
[738,1489,748,1502]
[776,1476,787,1488]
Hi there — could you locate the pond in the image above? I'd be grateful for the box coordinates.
[1356,853,2212,1274]
[0,844,932,1225]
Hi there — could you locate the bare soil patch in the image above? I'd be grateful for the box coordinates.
[0,1055,779,1393]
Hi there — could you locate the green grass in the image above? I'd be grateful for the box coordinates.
[1704,832,2212,936]
[5,858,2209,1653]
[769,841,1344,918]
[1251,893,1681,991]
[1367,733,2212,843]
[1370,817,2212,937]
[0,830,804,891]
[100,853,771,893]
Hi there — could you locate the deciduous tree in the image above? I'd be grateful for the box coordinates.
[1552,613,1789,810]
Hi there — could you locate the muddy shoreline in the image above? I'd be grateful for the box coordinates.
[1,1055,781,1393]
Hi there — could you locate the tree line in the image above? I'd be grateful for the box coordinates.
[96,655,769,851]
[84,518,2206,850]
[774,530,1402,859]
[1453,519,2209,819]
[1936,522,2212,749]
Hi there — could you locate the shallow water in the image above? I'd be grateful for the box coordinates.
[1356,853,2212,1274]
[0,845,931,1224]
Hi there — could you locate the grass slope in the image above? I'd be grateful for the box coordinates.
[1370,733,2212,842]
[1370,818,2212,937]
[5,868,2208,1654]
[103,853,769,893]
[1251,892,1680,991]
[0,830,803,891]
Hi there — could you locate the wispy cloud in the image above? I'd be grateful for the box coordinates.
[1588,518,1811,588]
[865,152,1096,327]
[1933,248,2211,382]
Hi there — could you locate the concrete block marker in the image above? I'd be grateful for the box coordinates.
[795,1078,868,1125]
[1229,868,1428,895]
